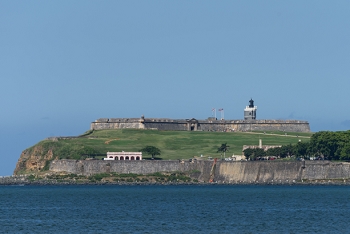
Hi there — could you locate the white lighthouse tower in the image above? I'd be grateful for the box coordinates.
[244,99,257,120]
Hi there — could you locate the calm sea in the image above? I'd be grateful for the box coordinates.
[0,185,349,233]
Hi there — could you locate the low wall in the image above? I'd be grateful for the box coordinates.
[49,160,350,182]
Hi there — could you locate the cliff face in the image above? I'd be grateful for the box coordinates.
[14,145,56,175]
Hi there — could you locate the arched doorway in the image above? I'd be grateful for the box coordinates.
[120,156,124,160]
[131,156,135,160]
[191,123,195,131]
[186,118,198,131]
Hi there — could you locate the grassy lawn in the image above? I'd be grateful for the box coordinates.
[46,129,312,160]
[251,130,313,138]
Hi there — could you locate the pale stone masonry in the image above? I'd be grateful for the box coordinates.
[90,100,310,132]
[91,116,310,132]
[49,160,350,182]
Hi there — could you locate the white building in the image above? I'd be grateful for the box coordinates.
[103,152,142,160]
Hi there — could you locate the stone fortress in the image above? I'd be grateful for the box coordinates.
[90,99,310,132]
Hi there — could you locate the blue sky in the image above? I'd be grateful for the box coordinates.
[1,1,349,175]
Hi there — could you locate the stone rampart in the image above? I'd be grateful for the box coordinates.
[50,160,212,182]
[91,118,310,132]
[302,162,350,179]
[50,160,350,182]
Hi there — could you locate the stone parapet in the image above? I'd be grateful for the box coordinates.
[90,117,310,132]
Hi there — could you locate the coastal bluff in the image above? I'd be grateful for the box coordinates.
[49,160,350,182]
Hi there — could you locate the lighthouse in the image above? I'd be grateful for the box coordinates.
[244,99,257,120]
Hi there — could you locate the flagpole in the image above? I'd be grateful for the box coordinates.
[218,108,224,120]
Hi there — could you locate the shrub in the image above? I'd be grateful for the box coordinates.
[151,172,165,177]
[27,175,35,181]
[42,160,51,171]
[88,173,110,181]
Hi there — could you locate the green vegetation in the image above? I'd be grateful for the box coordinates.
[25,140,99,160]
[244,144,294,160]
[41,172,194,183]
[253,131,311,138]
[43,160,52,171]
[148,172,191,182]
[309,131,350,160]
[46,173,85,180]
[32,129,311,161]
[217,143,230,158]
[140,146,161,159]
[243,130,350,160]
[27,174,35,181]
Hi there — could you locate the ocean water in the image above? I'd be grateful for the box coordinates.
[0,185,350,233]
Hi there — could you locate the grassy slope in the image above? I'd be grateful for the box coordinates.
[54,129,312,160]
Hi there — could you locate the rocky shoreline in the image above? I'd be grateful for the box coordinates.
[2,175,350,186]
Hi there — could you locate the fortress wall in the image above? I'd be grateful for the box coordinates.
[50,160,83,174]
[197,123,234,131]
[196,122,310,132]
[90,118,310,132]
[216,161,303,182]
[91,122,144,130]
[235,123,310,132]
[91,118,144,130]
[50,160,350,182]
[50,160,210,178]
[302,162,350,180]
[144,122,188,131]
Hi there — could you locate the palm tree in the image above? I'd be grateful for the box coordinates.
[217,143,230,160]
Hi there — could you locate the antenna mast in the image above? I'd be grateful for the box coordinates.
[212,108,216,119]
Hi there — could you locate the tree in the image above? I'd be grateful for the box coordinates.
[217,143,230,159]
[243,148,265,160]
[308,131,350,160]
[254,148,266,158]
[243,148,254,160]
[279,144,295,158]
[295,142,310,158]
[266,147,282,158]
[340,143,350,160]
[140,146,161,159]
